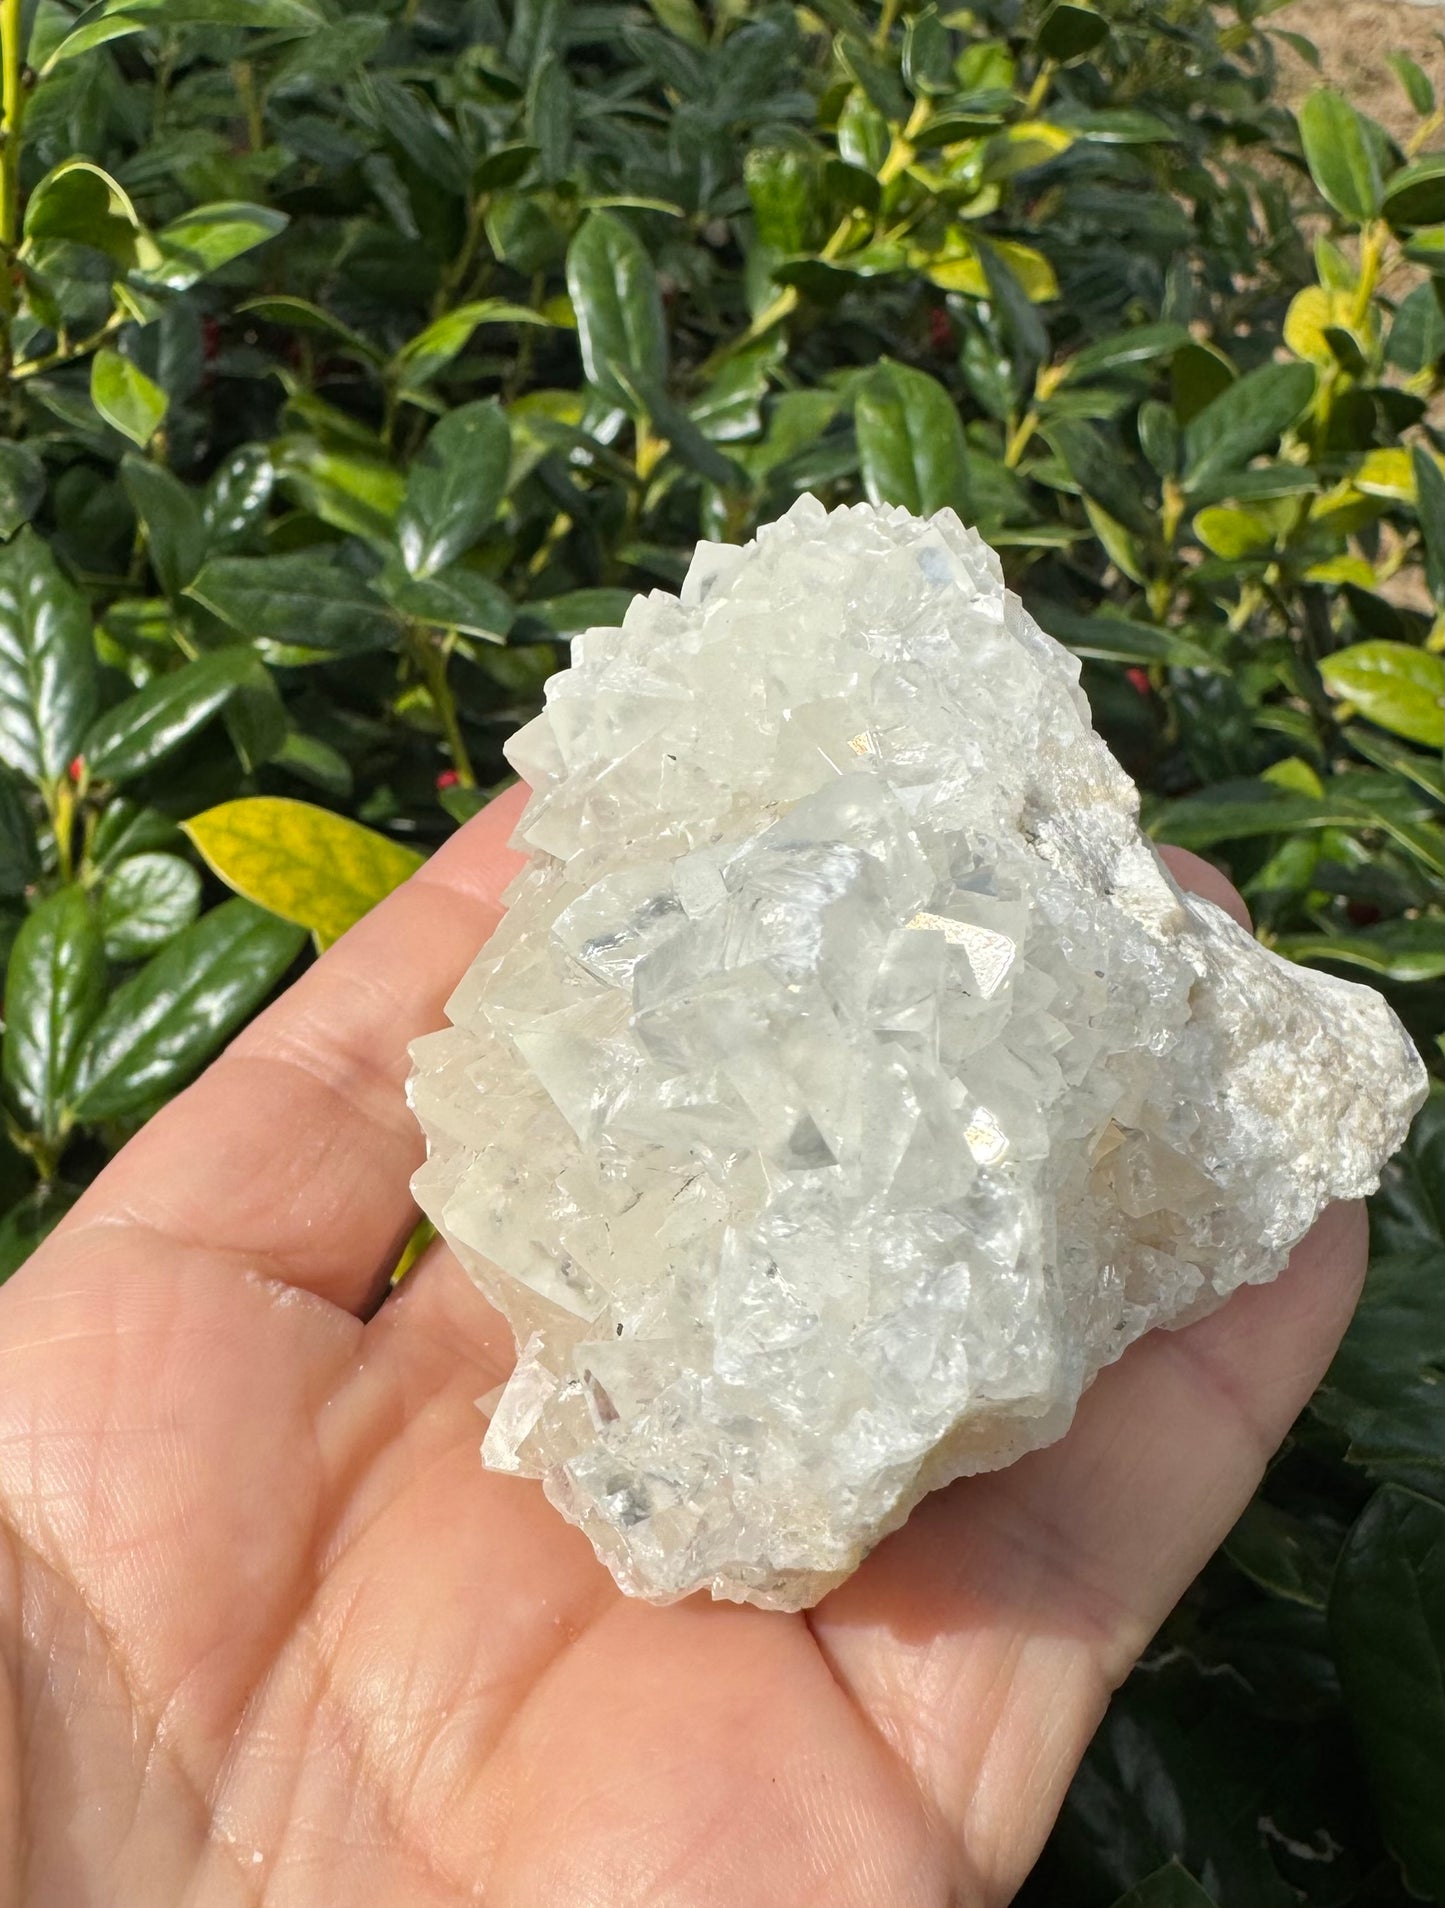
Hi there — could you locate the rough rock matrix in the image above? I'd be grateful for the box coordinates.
[408,498,1427,1611]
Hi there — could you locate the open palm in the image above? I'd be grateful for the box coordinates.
[0,785,1367,1908]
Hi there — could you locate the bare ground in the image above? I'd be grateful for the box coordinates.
[1271,1,1443,146]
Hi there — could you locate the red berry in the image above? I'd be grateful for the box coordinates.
[927,307,953,352]
[1126,667,1151,696]
[436,768,460,790]
[68,754,85,782]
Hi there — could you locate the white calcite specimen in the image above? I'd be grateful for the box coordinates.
[408,498,1427,1612]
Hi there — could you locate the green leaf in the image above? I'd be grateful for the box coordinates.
[1314,1248,1444,1474]
[204,446,274,545]
[81,650,269,784]
[0,1183,77,1284]
[472,143,539,191]
[134,201,287,293]
[102,0,326,24]
[1329,1486,1444,1900]
[377,558,513,640]
[37,11,149,75]
[566,213,667,411]
[1319,641,1445,750]
[1031,599,1218,671]
[855,362,969,518]
[120,456,207,598]
[183,797,423,950]
[2,886,105,1141]
[1043,418,1152,536]
[186,556,401,660]
[0,444,46,541]
[390,300,550,395]
[90,350,168,450]
[271,439,403,545]
[1413,446,1445,604]
[1388,50,1436,118]
[1062,322,1191,383]
[0,770,38,897]
[745,146,820,256]
[238,295,383,364]
[1386,283,1445,376]
[1036,1,1108,63]
[1298,88,1384,224]
[1181,361,1315,495]
[1222,1498,1337,1608]
[398,401,511,580]
[70,899,306,1121]
[1274,916,1445,984]
[0,528,99,786]
[22,159,143,262]
[1106,1863,1219,1907]
[99,851,202,961]
[1382,153,1444,232]
[514,589,635,638]
[1193,504,1277,559]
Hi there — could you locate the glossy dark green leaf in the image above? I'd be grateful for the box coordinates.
[472,143,539,191]
[0,771,38,897]
[0,444,46,541]
[1382,153,1443,232]
[0,1184,78,1285]
[22,159,141,261]
[1063,323,1191,384]
[566,213,667,410]
[2,886,105,1141]
[1313,1250,1444,1473]
[1298,88,1384,223]
[1275,916,1445,983]
[204,447,274,546]
[389,300,549,394]
[398,402,512,581]
[90,801,184,873]
[135,201,288,292]
[100,852,203,961]
[0,528,99,786]
[71,899,306,1120]
[378,559,514,639]
[1170,341,1235,425]
[187,556,401,659]
[856,362,970,518]
[902,6,953,95]
[1222,1498,1338,1608]
[1413,446,1445,604]
[121,457,207,599]
[1037,1,1108,62]
[1181,361,1316,494]
[1032,600,1217,670]
[1386,283,1445,375]
[81,650,269,784]
[1330,1486,1444,1899]
[1043,418,1153,536]
[238,296,383,363]
[1105,1863,1218,1908]
[514,589,636,638]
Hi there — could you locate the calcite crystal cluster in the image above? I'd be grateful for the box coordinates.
[408,498,1426,1611]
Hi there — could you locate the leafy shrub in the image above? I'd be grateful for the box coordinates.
[0,0,1439,1900]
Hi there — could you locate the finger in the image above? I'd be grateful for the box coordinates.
[54,782,531,1313]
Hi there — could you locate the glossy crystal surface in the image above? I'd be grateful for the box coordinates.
[408,498,1426,1610]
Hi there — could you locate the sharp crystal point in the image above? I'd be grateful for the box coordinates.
[407,498,1428,1611]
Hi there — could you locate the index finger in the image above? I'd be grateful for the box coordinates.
[52,782,530,1313]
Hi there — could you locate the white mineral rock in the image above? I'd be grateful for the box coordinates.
[408,497,1427,1612]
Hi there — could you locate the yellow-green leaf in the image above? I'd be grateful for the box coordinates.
[91,350,168,449]
[183,797,424,951]
[1354,448,1419,503]
[1319,641,1445,749]
[1194,504,1277,558]
[1304,554,1376,587]
[1284,285,1343,365]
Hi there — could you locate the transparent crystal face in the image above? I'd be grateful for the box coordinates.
[408,498,1427,1611]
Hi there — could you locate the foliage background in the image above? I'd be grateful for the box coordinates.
[0,0,1440,1901]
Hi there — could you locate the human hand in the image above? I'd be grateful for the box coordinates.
[0,786,1368,1908]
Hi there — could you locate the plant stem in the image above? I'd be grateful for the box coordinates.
[10,309,125,381]
[233,60,264,153]
[417,632,475,787]
[1023,57,1056,117]
[0,0,27,370]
